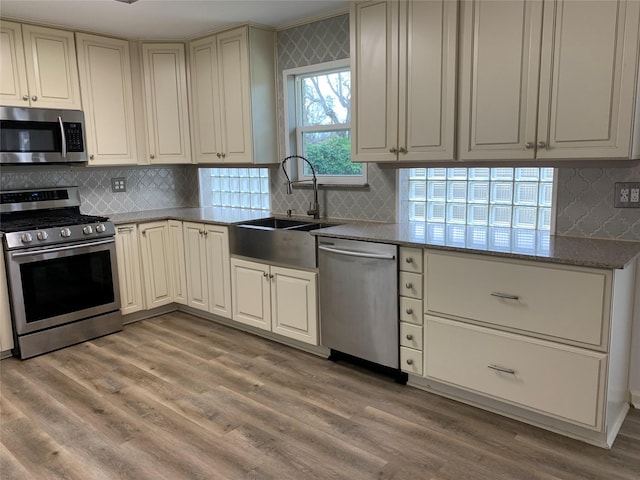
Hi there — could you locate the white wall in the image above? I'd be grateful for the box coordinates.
[631,257,640,408]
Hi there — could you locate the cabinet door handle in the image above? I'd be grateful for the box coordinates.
[488,364,516,375]
[405,308,413,315]
[406,359,414,365]
[22,95,29,101]
[405,257,413,264]
[31,95,38,102]
[263,272,269,277]
[389,147,398,154]
[525,142,534,150]
[216,153,221,158]
[405,283,413,289]
[221,153,226,158]
[538,141,547,149]
[406,334,413,340]
[269,274,274,279]
[398,147,407,154]
[117,226,133,233]
[150,154,155,159]
[89,154,95,160]
[490,292,519,301]
[141,230,146,236]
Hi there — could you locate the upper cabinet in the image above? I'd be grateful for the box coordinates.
[351,0,458,162]
[189,26,278,164]
[0,21,81,109]
[458,0,640,161]
[76,33,138,165]
[141,43,191,164]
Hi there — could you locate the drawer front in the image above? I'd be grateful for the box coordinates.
[425,252,608,347]
[425,316,605,428]
[401,346,423,375]
[399,297,423,324]
[400,272,423,299]
[400,322,423,350]
[399,247,423,273]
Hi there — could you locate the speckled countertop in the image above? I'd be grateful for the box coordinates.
[105,208,640,270]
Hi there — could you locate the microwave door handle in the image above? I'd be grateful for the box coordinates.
[58,116,67,158]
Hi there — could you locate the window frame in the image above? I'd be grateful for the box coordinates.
[283,59,366,186]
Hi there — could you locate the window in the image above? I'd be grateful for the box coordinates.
[199,168,269,210]
[283,60,365,185]
[404,167,554,230]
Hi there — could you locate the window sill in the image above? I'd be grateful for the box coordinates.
[292,183,370,190]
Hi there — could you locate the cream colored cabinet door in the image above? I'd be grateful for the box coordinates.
[189,35,223,163]
[168,220,187,305]
[139,221,173,309]
[270,266,318,345]
[0,21,29,107]
[76,33,138,165]
[458,0,543,160]
[115,224,144,315]
[351,0,457,162]
[216,27,252,163]
[204,224,232,319]
[183,222,209,311]
[141,43,191,164]
[231,258,271,331]
[21,24,81,109]
[0,246,14,352]
[536,0,640,160]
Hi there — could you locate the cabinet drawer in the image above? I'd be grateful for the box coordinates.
[399,247,423,273]
[399,297,422,324]
[400,322,423,350]
[425,316,605,428]
[401,346,423,376]
[400,272,422,299]
[425,252,608,347]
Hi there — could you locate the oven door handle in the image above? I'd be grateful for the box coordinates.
[58,116,67,158]
[10,238,114,258]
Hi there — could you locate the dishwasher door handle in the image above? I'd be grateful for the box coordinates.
[318,245,396,260]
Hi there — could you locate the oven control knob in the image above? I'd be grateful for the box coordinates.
[60,228,72,238]
[36,231,49,241]
[83,226,94,235]
[95,224,106,233]
[21,233,33,243]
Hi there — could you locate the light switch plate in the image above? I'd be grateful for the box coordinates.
[111,177,127,193]
[614,182,640,208]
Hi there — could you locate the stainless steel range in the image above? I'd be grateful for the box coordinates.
[0,186,122,359]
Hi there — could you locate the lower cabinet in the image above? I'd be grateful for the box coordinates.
[182,222,232,319]
[230,257,318,345]
[168,220,187,305]
[115,223,145,315]
[139,221,174,309]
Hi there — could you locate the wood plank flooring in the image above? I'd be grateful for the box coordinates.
[1,311,638,480]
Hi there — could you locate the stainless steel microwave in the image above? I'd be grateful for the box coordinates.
[0,107,87,164]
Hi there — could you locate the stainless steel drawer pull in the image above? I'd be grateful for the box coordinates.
[406,359,414,365]
[405,283,413,289]
[263,272,269,277]
[490,292,520,301]
[488,364,516,375]
[117,226,133,232]
[405,308,413,315]
[406,334,413,340]
[405,257,413,263]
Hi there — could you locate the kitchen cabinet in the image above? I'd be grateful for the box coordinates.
[413,250,637,447]
[139,221,173,309]
[183,222,232,318]
[115,224,145,315]
[0,246,14,353]
[188,26,277,164]
[398,247,423,375]
[350,0,457,162]
[168,220,187,305]
[230,258,318,345]
[458,0,640,161]
[76,33,138,166]
[0,21,81,109]
[141,43,191,164]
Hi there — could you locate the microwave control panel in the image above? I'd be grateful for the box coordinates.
[64,123,84,152]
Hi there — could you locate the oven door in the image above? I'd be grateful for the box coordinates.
[5,238,121,335]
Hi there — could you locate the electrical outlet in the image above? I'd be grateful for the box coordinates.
[111,177,126,193]
[614,182,640,208]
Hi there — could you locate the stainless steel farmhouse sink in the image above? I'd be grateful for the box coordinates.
[229,217,340,268]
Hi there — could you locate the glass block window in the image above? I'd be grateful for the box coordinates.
[201,168,270,210]
[406,167,554,230]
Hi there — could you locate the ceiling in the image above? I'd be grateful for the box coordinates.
[0,0,350,40]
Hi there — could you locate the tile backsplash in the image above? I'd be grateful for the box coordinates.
[0,165,199,215]
[555,163,640,241]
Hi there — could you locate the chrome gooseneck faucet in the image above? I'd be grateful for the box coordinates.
[281,155,319,219]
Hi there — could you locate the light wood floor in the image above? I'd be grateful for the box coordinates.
[1,311,638,480]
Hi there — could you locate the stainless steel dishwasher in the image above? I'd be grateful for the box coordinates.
[318,237,399,371]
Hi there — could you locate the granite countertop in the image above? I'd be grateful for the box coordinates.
[105,208,640,270]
